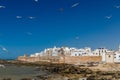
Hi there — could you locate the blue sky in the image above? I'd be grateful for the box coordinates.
[0,0,120,59]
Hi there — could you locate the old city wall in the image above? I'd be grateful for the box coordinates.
[18,56,102,64]
[64,56,102,64]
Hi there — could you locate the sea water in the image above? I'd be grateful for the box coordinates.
[0,64,46,80]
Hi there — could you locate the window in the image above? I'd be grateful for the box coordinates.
[79,54,81,56]
[108,55,111,58]
[102,50,103,52]
[99,51,100,53]
[75,54,77,56]
[105,50,107,53]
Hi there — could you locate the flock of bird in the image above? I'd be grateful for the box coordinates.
[16,1,80,19]
[0,0,79,54]
[0,0,120,53]
[16,0,37,19]
[0,0,38,20]
[16,16,35,19]
[105,5,120,19]
[0,0,80,20]
[0,0,120,20]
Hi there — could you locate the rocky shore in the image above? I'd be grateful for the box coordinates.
[32,63,120,80]
[0,60,120,80]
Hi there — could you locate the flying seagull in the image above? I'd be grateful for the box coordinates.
[16,16,22,19]
[59,8,64,12]
[34,0,38,2]
[115,5,120,9]
[105,15,112,19]
[2,47,7,52]
[0,6,5,9]
[26,32,33,35]
[71,3,79,8]
[28,16,35,19]
[0,46,8,52]
[75,36,79,40]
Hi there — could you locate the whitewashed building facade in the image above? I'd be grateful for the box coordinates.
[114,46,120,63]
[28,46,120,63]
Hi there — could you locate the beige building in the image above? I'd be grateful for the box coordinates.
[105,51,114,63]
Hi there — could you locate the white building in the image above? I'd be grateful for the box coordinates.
[105,51,114,63]
[114,46,120,63]
[51,46,60,56]
[93,48,108,62]
[114,52,120,63]
[70,47,92,56]
[28,46,120,64]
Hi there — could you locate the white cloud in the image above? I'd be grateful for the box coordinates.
[71,3,79,8]
[0,6,5,9]
[26,32,33,35]
[16,16,22,19]
[105,15,112,19]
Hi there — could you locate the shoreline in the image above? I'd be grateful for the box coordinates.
[0,60,120,80]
